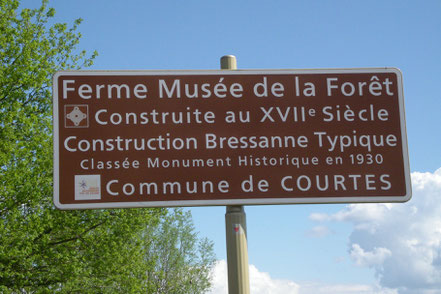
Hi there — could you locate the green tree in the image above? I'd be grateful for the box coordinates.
[144,209,216,294]
[0,1,215,292]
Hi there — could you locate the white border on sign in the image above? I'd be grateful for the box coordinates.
[52,68,411,210]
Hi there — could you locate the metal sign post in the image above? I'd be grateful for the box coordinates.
[225,206,250,294]
[221,55,250,294]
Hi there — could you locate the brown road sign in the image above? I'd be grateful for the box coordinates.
[52,68,411,209]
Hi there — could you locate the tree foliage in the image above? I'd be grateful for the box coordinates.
[0,1,215,293]
[144,209,216,294]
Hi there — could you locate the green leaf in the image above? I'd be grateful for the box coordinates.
[1,1,215,292]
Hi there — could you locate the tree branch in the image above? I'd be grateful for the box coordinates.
[48,221,106,246]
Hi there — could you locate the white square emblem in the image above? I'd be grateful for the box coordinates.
[75,175,101,200]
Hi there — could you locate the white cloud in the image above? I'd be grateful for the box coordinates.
[350,244,392,267]
[209,260,395,294]
[209,168,441,294]
[209,260,228,294]
[298,282,398,294]
[310,168,441,293]
[209,260,299,294]
[249,263,299,294]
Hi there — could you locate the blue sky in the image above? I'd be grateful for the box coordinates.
[24,0,441,292]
